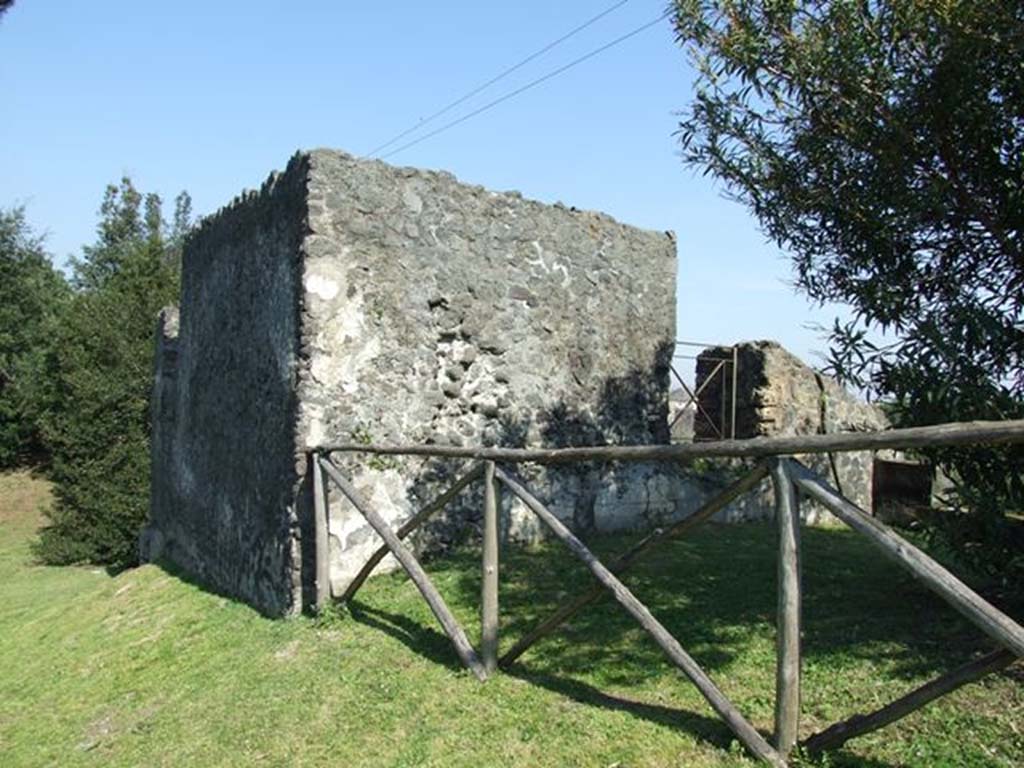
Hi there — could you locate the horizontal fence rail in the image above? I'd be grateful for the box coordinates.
[311,418,1024,767]
[321,418,1024,463]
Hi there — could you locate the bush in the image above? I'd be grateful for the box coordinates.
[672,0,1024,597]
[928,450,1024,597]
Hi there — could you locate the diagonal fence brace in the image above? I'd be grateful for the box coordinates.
[787,459,1024,658]
[500,461,770,667]
[340,461,484,603]
[318,457,488,681]
[803,647,1018,753]
[494,465,786,768]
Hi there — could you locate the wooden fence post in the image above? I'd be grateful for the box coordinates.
[481,461,500,675]
[770,458,801,758]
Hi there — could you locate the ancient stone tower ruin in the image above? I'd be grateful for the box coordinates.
[143,149,677,617]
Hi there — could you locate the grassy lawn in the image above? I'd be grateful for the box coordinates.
[0,470,1021,767]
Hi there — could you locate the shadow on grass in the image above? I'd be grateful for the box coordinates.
[347,600,739,753]
[347,601,467,675]
[146,557,283,619]
[347,526,937,767]
[347,521,1022,764]
[424,523,1010,684]
[505,661,740,752]
[112,494,1008,768]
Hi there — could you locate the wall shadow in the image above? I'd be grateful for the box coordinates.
[401,350,676,551]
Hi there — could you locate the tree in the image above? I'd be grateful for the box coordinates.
[0,208,69,467]
[672,1,1023,582]
[37,178,187,568]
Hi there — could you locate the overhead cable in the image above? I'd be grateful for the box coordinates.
[367,1,632,157]
[380,8,673,160]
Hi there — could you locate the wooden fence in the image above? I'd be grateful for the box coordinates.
[312,419,1024,767]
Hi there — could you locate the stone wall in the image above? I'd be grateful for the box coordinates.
[295,150,676,596]
[143,306,179,561]
[145,149,677,615]
[144,157,310,617]
[696,340,889,516]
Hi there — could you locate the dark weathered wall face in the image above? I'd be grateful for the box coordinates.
[146,157,310,617]
[295,150,677,592]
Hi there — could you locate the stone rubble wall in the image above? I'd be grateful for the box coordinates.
[295,150,677,596]
[144,148,677,615]
[694,340,890,520]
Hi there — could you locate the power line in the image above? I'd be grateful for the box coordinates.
[380,8,673,161]
[367,1,632,158]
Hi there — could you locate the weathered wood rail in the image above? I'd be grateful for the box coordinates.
[311,418,1024,766]
[320,418,1024,462]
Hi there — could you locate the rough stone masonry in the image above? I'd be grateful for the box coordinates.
[143,149,677,617]
[696,340,891,521]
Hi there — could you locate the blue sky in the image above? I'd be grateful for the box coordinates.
[0,0,852,375]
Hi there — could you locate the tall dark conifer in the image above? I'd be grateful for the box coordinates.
[37,179,188,567]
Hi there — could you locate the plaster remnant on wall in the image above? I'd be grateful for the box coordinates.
[304,273,340,301]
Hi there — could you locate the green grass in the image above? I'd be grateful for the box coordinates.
[0,470,1021,767]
